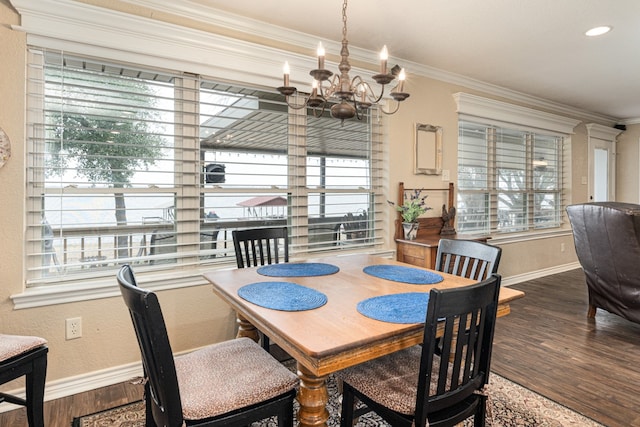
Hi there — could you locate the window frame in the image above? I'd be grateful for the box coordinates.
[453,93,580,238]
[17,48,386,308]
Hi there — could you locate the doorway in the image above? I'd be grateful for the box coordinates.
[587,124,622,202]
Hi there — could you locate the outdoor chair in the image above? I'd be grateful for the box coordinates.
[337,274,501,427]
[232,227,289,351]
[117,264,298,427]
[434,239,502,280]
[0,334,48,427]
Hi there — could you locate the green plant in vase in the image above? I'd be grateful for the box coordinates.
[388,189,431,240]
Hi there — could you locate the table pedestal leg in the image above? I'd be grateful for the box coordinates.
[236,313,260,342]
[296,363,329,427]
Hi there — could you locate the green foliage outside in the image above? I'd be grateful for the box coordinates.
[46,70,166,257]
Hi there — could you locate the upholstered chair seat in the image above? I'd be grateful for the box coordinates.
[175,338,298,421]
[0,334,48,427]
[337,345,435,415]
[0,335,47,361]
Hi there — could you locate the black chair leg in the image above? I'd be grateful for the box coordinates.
[262,333,271,352]
[24,352,47,427]
[277,397,294,427]
[144,382,158,427]
[474,395,487,426]
[340,383,356,427]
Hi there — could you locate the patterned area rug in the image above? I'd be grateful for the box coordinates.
[73,371,604,427]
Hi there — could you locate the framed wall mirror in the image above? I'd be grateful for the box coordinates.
[414,123,442,175]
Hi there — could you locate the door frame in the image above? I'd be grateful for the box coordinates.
[586,124,622,202]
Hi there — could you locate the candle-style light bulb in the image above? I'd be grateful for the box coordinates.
[398,68,406,92]
[358,83,366,102]
[283,61,290,87]
[317,42,325,69]
[379,45,388,74]
[311,79,318,97]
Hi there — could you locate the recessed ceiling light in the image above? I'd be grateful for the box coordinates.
[585,26,612,37]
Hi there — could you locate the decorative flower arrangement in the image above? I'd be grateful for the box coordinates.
[388,189,431,223]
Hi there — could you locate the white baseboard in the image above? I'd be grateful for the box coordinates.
[501,262,581,287]
[0,261,582,413]
[0,361,143,413]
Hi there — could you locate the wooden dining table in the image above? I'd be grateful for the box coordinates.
[203,253,524,427]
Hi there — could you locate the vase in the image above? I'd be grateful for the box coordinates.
[402,222,419,240]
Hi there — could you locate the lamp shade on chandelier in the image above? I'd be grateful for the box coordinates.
[276,0,410,123]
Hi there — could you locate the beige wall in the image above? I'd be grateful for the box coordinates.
[385,75,585,278]
[0,0,235,389]
[2,0,630,394]
[617,123,640,203]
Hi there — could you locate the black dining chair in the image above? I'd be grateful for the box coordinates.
[117,265,298,427]
[338,274,501,427]
[232,226,289,351]
[0,334,48,427]
[232,227,289,269]
[434,239,501,280]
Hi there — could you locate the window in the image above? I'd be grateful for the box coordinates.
[454,93,579,236]
[458,121,564,234]
[26,48,383,286]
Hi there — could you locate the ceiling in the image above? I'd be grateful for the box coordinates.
[188,0,640,123]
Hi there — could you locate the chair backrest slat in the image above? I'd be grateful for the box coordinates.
[232,227,289,268]
[434,239,502,281]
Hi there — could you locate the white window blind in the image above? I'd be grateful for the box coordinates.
[25,48,383,286]
[457,120,565,235]
[198,82,383,257]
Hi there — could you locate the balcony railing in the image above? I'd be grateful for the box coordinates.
[41,215,366,274]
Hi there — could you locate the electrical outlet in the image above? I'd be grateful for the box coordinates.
[441,169,450,181]
[66,317,82,340]
[560,243,565,252]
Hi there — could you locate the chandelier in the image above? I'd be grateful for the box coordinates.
[276,0,410,123]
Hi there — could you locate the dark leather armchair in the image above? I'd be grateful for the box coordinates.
[566,202,640,323]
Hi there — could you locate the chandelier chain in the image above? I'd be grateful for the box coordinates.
[342,0,348,41]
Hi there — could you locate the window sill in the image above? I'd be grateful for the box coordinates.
[488,228,573,245]
[11,268,226,310]
[12,248,394,309]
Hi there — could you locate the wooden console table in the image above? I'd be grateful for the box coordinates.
[394,182,488,269]
[396,234,488,269]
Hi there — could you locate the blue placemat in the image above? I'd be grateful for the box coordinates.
[237,281,328,311]
[257,262,340,277]
[363,265,443,285]
[357,292,430,324]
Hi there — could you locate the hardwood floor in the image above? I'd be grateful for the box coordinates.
[491,268,640,427]
[0,380,143,427]
[2,268,639,426]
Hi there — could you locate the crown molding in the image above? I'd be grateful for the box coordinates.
[117,0,621,125]
[453,92,581,135]
[10,0,621,125]
[586,123,623,141]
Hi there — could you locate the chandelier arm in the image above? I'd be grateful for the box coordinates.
[379,99,401,115]
[369,82,386,104]
[352,96,363,121]
[351,78,386,105]
[311,103,328,118]
[284,96,311,110]
[320,75,341,99]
